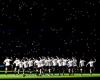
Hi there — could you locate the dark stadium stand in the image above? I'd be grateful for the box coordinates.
[0,0,99,75]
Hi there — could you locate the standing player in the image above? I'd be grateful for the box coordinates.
[62,58,68,75]
[28,58,33,74]
[57,57,63,76]
[86,58,96,75]
[3,57,12,74]
[67,58,74,76]
[52,57,58,75]
[34,58,42,76]
[47,57,53,75]
[13,58,20,74]
[79,59,86,75]
[40,57,46,75]
[44,57,49,74]
[18,59,23,75]
[72,57,77,74]
[23,59,28,76]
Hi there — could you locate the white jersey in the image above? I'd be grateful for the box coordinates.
[13,59,20,67]
[28,60,33,67]
[62,59,68,66]
[4,59,12,66]
[73,59,77,67]
[52,59,57,66]
[48,59,52,66]
[18,61,23,68]
[57,59,63,67]
[34,60,41,68]
[45,59,49,66]
[88,61,95,67]
[79,60,85,67]
[23,61,28,68]
[40,59,45,67]
[68,60,73,67]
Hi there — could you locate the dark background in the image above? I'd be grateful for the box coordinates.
[0,0,99,72]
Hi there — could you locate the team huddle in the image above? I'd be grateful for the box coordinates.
[3,56,96,76]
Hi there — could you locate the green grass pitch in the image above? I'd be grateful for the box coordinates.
[0,73,100,79]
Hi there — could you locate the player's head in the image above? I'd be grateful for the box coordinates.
[29,58,31,61]
[39,57,41,59]
[16,58,18,60]
[90,59,93,61]
[6,57,9,59]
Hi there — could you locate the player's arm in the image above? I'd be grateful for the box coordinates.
[3,60,6,64]
[94,58,96,63]
[86,62,89,67]
[3,61,5,64]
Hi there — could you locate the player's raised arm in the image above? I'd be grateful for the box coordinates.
[94,58,96,63]
[86,62,89,67]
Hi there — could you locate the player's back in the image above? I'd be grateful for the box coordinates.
[80,60,85,67]
[68,60,73,67]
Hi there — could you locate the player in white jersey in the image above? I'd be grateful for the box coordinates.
[23,59,28,76]
[67,59,74,76]
[44,58,49,73]
[57,58,63,76]
[13,58,20,74]
[79,59,86,75]
[72,57,77,74]
[34,58,42,76]
[52,57,58,75]
[47,57,53,75]
[86,58,96,75]
[62,58,68,75]
[28,58,33,74]
[18,59,24,75]
[40,57,45,75]
[3,57,12,74]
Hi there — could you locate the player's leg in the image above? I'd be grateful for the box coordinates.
[18,68,20,75]
[48,66,51,75]
[36,67,39,75]
[62,66,65,75]
[72,67,74,75]
[23,68,26,77]
[90,67,93,75]
[5,66,8,74]
[52,66,55,75]
[41,67,43,75]
[80,67,83,76]
[68,67,71,76]
[58,67,60,75]
[14,67,17,74]
[42,66,45,75]
[14,67,17,73]
[39,67,42,76]
[30,67,33,74]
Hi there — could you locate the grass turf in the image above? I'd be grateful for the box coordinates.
[0,73,100,79]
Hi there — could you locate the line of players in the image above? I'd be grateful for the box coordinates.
[3,56,96,76]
